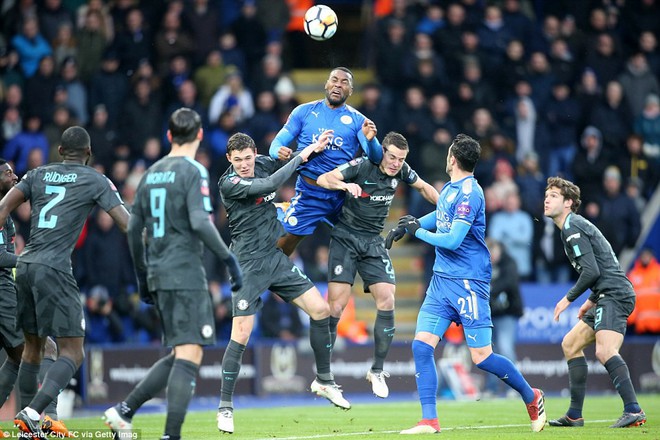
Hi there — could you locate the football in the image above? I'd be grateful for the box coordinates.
[304,5,338,41]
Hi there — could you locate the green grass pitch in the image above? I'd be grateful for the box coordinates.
[2,394,658,439]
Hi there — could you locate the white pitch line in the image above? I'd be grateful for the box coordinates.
[252,420,615,440]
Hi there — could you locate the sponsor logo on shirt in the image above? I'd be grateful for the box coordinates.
[201,325,214,338]
[237,299,249,311]
[457,203,471,216]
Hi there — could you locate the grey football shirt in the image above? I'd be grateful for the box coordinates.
[132,156,213,291]
[0,216,16,287]
[16,163,123,273]
[336,157,418,235]
[219,155,302,260]
[561,213,635,302]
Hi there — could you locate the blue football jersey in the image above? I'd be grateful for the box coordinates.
[271,100,376,180]
[433,176,491,282]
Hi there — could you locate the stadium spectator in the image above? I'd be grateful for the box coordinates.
[231,1,267,85]
[76,0,114,43]
[1,107,22,150]
[375,18,409,101]
[476,5,513,76]
[588,166,641,255]
[627,248,660,334]
[619,133,659,201]
[634,93,660,162]
[515,152,545,218]
[485,238,524,397]
[182,0,221,66]
[241,90,280,152]
[77,9,110,83]
[525,51,555,112]
[58,56,88,126]
[258,293,305,340]
[572,125,610,206]
[2,114,49,177]
[11,16,52,78]
[85,104,117,171]
[618,52,659,119]
[488,190,534,280]
[574,67,603,132]
[584,33,624,87]
[548,38,578,86]
[590,81,633,153]
[208,68,254,125]
[112,7,151,77]
[357,83,392,138]
[153,11,194,78]
[193,49,230,109]
[50,23,77,71]
[43,105,75,160]
[37,0,73,45]
[88,49,129,130]
[544,81,581,179]
[118,78,162,160]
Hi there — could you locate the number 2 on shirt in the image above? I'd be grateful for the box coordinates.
[38,185,66,229]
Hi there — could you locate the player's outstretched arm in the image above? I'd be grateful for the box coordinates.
[403,215,471,251]
[358,119,383,164]
[241,130,333,196]
[317,168,362,198]
[410,178,439,205]
[269,128,295,160]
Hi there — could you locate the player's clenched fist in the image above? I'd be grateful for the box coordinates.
[362,119,377,141]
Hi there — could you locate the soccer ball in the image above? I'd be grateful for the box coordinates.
[304,5,338,41]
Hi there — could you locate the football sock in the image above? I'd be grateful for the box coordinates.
[164,359,199,438]
[329,316,340,346]
[412,340,437,420]
[124,354,175,418]
[604,355,641,413]
[39,357,58,419]
[310,317,333,382]
[17,361,41,409]
[219,340,246,408]
[372,310,395,372]
[476,352,534,403]
[30,356,77,413]
[0,358,19,404]
[566,357,588,419]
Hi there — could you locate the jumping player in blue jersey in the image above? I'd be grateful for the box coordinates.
[269,67,383,255]
[388,134,546,434]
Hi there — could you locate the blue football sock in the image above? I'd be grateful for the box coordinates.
[477,352,534,403]
[412,340,437,420]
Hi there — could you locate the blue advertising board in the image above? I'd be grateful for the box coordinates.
[517,283,585,343]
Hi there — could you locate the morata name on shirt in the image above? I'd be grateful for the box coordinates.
[145,171,176,185]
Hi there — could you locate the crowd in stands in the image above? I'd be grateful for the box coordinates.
[0,0,658,343]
